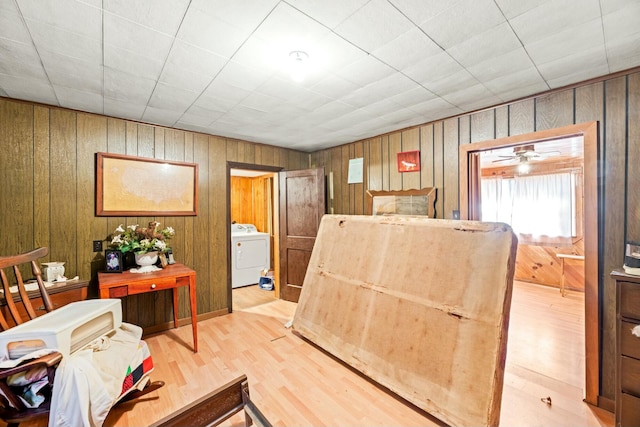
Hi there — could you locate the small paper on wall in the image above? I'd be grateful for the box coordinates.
[347,157,363,184]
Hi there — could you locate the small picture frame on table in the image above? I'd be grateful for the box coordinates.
[105,250,124,273]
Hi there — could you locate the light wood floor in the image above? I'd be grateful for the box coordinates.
[101,281,613,426]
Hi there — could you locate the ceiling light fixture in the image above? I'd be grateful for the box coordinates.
[289,50,309,82]
[517,160,530,174]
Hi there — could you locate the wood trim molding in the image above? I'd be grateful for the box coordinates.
[459,121,600,406]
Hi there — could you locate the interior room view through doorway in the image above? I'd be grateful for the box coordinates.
[459,122,599,406]
[229,166,279,312]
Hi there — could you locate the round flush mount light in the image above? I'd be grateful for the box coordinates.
[289,50,309,82]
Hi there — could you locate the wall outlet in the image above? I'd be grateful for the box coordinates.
[452,210,460,220]
[93,240,103,252]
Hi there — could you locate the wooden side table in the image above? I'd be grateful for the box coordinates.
[98,263,198,352]
[556,253,584,297]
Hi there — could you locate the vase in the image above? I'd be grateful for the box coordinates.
[132,251,161,273]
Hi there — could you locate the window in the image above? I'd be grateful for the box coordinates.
[481,172,576,238]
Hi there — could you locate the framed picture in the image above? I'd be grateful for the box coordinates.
[96,152,198,216]
[104,250,124,273]
[397,150,421,172]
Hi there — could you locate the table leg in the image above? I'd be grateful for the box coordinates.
[172,287,179,328]
[190,277,198,352]
[560,258,566,297]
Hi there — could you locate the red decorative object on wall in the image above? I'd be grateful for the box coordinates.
[397,150,420,172]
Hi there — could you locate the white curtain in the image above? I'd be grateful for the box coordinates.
[481,173,573,237]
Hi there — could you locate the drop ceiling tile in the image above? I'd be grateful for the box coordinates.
[104,68,156,104]
[103,98,146,120]
[148,82,199,112]
[252,3,331,46]
[419,0,505,49]
[388,0,461,25]
[192,90,238,113]
[403,51,466,87]
[426,69,478,98]
[214,60,271,92]
[55,85,103,114]
[388,86,438,109]
[104,44,164,80]
[446,22,521,68]
[537,45,608,83]
[509,0,601,45]
[0,39,47,79]
[17,0,101,39]
[600,0,637,14]
[40,52,103,93]
[104,13,174,60]
[165,40,228,78]
[372,27,443,71]
[0,73,58,105]
[525,19,604,65]
[158,63,212,93]
[484,68,549,101]
[201,78,252,106]
[334,0,413,53]
[287,0,369,29]
[141,105,184,126]
[177,111,219,128]
[25,19,103,63]
[603,2,640,42]
[606,37,640,72]
[409,96,462,118]
[545,61,610,89]
[0,7,31,43]
[103,0,190,36]
[467,48,535,83]
[442,83,501,111]
[310,74,359,99]
[334,54,395,87]
[177,5,255,58]
[183,104,226,120]
[493,0,551,19]
[190,0,279,32]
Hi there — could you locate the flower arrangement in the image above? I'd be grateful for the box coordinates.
[109,221,174,254]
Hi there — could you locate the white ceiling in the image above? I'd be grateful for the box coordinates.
[1,0,639,152]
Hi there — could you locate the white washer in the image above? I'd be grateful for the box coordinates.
[231,224,270,288]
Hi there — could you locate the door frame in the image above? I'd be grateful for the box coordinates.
[227,162,283,312]
[459,121,600,406]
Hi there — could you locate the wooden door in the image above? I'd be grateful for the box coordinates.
[279,168,325,302]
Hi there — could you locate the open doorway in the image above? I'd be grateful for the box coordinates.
[459,122,599,406]
[228,163,281,312]
[479,136,585,292]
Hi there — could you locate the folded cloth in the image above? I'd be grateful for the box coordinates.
[48,323,143,427]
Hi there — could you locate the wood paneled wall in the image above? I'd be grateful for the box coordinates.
[0,97,306,332]
[310,68,640,403]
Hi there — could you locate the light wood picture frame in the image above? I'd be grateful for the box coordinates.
[96,152,198,216]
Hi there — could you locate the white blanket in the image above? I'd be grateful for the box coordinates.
[48,323,143,427]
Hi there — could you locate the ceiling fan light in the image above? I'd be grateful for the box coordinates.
[517,162,530,174]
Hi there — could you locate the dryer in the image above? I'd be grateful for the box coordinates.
[231,224,270,288]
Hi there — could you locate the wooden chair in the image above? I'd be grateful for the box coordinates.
[0,247,163,426]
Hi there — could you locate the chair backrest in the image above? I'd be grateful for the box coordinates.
[0,247,54,331]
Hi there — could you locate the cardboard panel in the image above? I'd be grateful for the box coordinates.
[293,215,517,427]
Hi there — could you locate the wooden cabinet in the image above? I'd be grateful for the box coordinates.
[613,270,640,426]
[0,279,89,327]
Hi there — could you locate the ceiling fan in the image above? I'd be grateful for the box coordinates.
[492,144,560,163]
